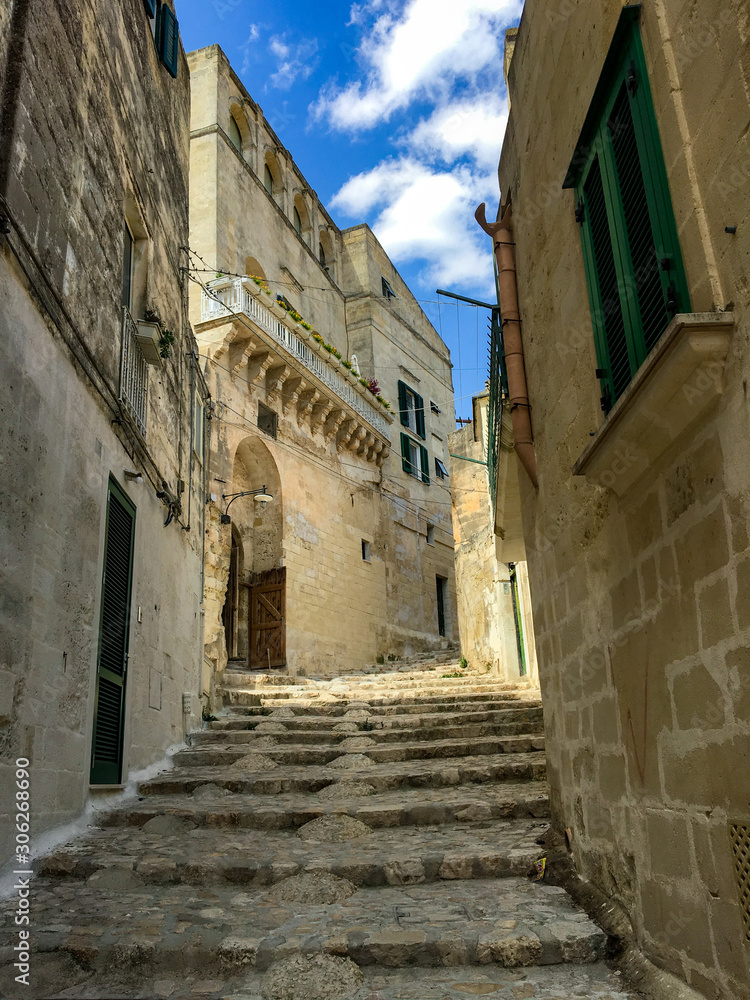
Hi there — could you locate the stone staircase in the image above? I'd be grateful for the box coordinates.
[0,668,639,1000]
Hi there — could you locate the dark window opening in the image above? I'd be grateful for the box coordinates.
[257,403,277,439]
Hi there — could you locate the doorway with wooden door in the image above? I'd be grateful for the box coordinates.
[220,434,284,670]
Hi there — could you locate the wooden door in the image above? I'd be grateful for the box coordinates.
[249,567,286,668]
[91,478,135,784]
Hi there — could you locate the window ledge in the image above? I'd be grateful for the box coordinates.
[573,312,734,496]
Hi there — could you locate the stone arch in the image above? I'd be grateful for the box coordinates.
[228,100,253,159]
[318,227,335,277]
[263,149,283,201]
[245,256,266,280]
[292,192,312,238]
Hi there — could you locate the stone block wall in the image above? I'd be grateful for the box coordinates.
[498,0,750,995]
[0,0,204,853]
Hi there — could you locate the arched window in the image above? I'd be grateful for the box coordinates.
[318,242,326,267]
[264,164,274,196]
[293,207,302,236]
[228,116,242,153]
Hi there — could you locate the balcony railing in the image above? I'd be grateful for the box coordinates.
[120,306,148,436]
[201,277,391,440]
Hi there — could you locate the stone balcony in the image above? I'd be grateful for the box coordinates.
[196,277,392,465]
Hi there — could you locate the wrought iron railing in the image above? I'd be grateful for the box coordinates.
[487,306,506,513]
[119,306,148,436]
[201,277,391,440]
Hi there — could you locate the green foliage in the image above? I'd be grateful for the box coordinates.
[376,654,385,664]
[459,656,468,670]
[442,671,465,678]
[158,328,175,359]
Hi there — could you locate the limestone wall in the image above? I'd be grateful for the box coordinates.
[0,0,203,852]
[499,0,750,995]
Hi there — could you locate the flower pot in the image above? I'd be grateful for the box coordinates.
[135,320,163,366]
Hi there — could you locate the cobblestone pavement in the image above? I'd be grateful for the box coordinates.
[0,664,641,1000]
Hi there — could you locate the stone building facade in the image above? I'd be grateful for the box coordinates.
[495,1,750,996]
[187,46,457,687]
[449,392,538,684]
[0,0,205,850]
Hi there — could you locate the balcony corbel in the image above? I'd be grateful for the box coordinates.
[297,388,321,418]
[323,408,347,439]
[337,417,358,449]
[266,364,291,401]
[358,432,375,456]
[281,376,306,414]
[248,351,273,385]
[376,444,390,468]
[311,400,334,433]
[348,425,368,452]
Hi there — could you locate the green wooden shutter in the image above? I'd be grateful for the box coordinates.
[608,83,673,354]
[420,445,430,484]
[400,432,411,474]
[157,5,179,78]
[143,0,157,17]
[566,8,690,411]
[398,380,408,427]
[581,154,632,407]
[90,479,135,785]
[415,391,426,439]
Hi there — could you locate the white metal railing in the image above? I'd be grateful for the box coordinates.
[201,277,390,440]
[120,306,148,436]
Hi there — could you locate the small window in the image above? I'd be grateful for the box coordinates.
[257,402,277,439]
[401,433,429,484]
[426,525,435,545]
[382,277,396,300]
[319,242,326,267]
[122,224,134,310]
[430,400,441,415]
[193,393,205,463]
[435,458,449,480]
[398,380,426,439]
[264,164,274,196]
[228,116,242,153]
[361,539,371,562]
[293,206,302,235]
[156,3,179,78]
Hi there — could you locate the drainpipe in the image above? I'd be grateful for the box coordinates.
[475,202,538,489]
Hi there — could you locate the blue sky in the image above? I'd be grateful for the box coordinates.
[178,0,522,419]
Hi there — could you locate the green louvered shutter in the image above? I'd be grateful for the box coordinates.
[90,479,135,785]
[415,391,426,439]
[420,445,430,484]
[401,433,412,474]
[398,381,409,428]
[607,82,675,353]
[157,4,179,78]
[582,154,632,408]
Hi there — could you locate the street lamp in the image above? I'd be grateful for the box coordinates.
[220,486,273,524]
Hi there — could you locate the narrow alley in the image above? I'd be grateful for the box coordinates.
[1,658,639,999]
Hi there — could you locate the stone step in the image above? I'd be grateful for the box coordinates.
[100,780,550,831]
[3,955,638,1000]
[247,686,535,703]
[0,878,606,977]
[173,733,546,769]
[136,751,547,798]
[217,700,541,720]
[189,713,544,746]
[38,818,547,887]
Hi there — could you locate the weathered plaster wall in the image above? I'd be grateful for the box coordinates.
[499,0,750,996]
[0,0,203,855]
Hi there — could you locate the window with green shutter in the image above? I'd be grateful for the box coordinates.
[157,4,179,78]
[564,5,689,413]
[397,379,425,439]
[401,433,430,484]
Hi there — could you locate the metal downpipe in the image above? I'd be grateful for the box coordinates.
[475,202,538,489]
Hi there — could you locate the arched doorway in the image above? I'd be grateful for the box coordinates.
[223,436,283,669]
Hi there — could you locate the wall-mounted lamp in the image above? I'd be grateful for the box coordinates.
[220,486,273,524]
[124,470,144,483]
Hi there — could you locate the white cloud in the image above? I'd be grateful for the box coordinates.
[407,95,508,169]
[269,35,320,90]
[313,0,521,130]
[331,158,498,291]
[240,25,261,77]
